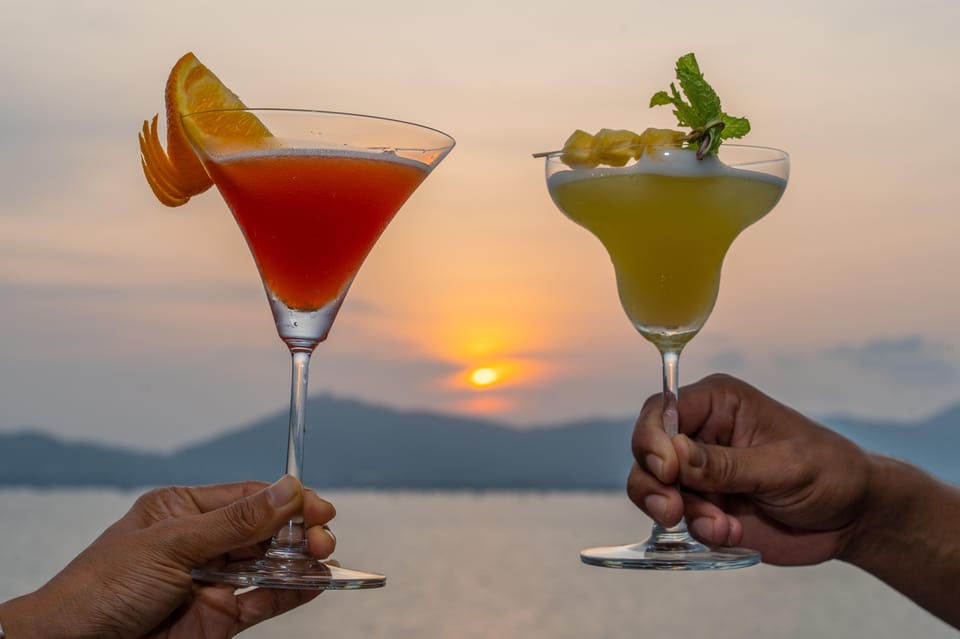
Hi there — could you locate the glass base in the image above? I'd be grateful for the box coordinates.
[581,525,760,571]
[191,556,386,590]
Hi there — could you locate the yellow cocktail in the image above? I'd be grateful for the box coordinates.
[548,148,786,348]
[543,142,789,570]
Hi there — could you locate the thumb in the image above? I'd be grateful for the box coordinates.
[169,475,303,563]
[674,434,783,496]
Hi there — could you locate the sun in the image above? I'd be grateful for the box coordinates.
[468,367,500,388]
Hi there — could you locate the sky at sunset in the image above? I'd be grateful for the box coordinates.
[2,0,959,451]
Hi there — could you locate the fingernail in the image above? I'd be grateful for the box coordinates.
[266,475,299,507]
[690,517,715,541]
[643,494,668,521]
[644,454,664,480]
[322,525,337,547]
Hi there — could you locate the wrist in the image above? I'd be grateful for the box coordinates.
[0,594,43,639]
[838,454,960,627]
[840,452,960,571]
[838,453,911,567]
[0,588,71,639]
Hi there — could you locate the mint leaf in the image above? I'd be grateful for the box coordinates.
[668,83,698,129]
[674,53,720,128]
[720,114,751,139]
[649,53,751,156]
[649,91,673,107]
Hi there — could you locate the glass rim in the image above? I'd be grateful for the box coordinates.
[541,142,788,160]
[181,107,456,151]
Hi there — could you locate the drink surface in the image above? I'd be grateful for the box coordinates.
[205,148,429,311]
[548,150,785,344]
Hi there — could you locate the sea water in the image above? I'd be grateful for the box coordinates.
[0,489,952,639]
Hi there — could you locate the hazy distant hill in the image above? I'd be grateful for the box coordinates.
[0,432,174,487]
[822,405,960,483]
[0,396,957,489]
[166,397,632,490]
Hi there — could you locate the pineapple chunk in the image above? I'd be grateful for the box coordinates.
[593,128,641,167]
[556,127,686,168]
[636,128,686,158]
[560,129,598,168]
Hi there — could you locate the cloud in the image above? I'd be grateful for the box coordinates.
[0,72,134,211]
[830,336,959,385]
[731,335,960,423]
[0,280,259,305]
[765,335,959,389]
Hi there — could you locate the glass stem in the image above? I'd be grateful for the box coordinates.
[660,349,680,438]
[654,347,690,537]
[285,349,312,482]
[267,346,314,559]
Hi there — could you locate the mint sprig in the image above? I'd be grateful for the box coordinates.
[649,53,750,158]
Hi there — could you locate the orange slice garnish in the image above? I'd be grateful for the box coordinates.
[138,52,269,207]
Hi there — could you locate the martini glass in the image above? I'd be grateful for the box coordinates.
[183,108,454,589]
[544,143,788,569]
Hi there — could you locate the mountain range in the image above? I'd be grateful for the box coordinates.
[1,395,957,489]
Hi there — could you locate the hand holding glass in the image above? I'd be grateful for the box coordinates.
[544,144,788,569]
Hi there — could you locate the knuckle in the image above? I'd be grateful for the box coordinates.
[632,411,664,460]
[624,464,652,507]
[707,372,735,384]
[702,372,740,397]
[132,486,193,521]
[703,449,737,487]
[625,475,644,507]
[223,496,264,533]
[638,392,661,420]
[133,487,168,509]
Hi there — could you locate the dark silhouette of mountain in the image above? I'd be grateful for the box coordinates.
[166,397,633,490]
[0,395,957,489]
[0,432,173,487]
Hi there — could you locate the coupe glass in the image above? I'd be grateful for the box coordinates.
[544,143,789,569]
[183,109,454,588]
